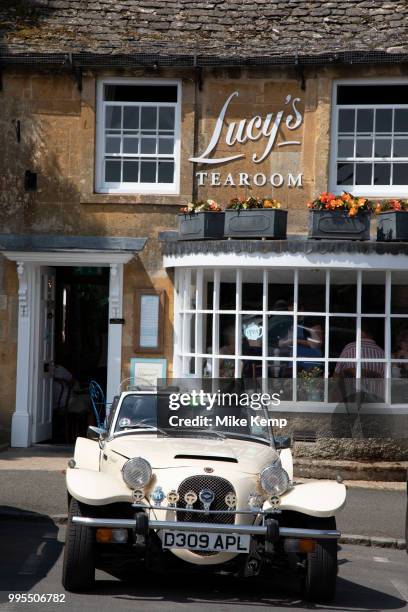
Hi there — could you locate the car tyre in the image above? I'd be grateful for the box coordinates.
[303,518,337,603]
[62,498,95,592]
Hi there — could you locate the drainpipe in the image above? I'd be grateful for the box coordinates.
[192,56,203,202]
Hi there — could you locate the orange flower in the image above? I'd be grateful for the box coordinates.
[349,207,357,217]
[263,199,273,208]
[342,192,351,202]
[357,198,366,207]
[307,201,313,209]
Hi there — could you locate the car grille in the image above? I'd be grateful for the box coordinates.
[176,475,236,526]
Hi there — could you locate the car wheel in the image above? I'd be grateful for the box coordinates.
[303,518,337,603]
[62,498,95,592]
[405,473,408,553]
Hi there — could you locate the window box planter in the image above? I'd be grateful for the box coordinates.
[308,210,370,240]
[178,212,225,240]
[224,209,287,239]
[377,211,408,241]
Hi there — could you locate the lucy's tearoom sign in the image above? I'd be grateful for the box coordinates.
[189,91,304,189]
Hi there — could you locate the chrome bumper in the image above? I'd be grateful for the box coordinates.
[72,516,340,539]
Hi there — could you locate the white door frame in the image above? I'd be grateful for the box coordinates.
[3,250,132,447]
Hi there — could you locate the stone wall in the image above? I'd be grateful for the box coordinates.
[1,62,408,449]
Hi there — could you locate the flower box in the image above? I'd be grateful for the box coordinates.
[377,211,408,241]
[178,212,225,240]
[308,210,371,240]
[224,208,287,239]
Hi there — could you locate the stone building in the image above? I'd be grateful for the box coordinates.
[0,1,407,456]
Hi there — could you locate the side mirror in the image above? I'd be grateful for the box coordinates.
[87,425,106,441]
[275,435,291,450]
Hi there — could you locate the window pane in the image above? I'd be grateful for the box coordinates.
[141,107,157,129]
[242,315,262,355]
[140,138,156,154]
[105,106,121,129]
[158,138,174,154]
[204,270,214,310]
[297,316,325,359]
[391,272,408,312]
[391,364,408,404]
[356,139,372,157]
[337,163,354,185]
[122,161,139,182]
[374,139,391,157]
[361,271,385,313]
[297,363,324,402]
[158,161,174,183]
[360,363,385,403]
[330,271,357,312]
[357,109,373,133]
[361,318,385,356]
[267,314,294,357]
[106,136,121,154]
[376,109,392,133]
[242,269,263,311]
[219,269,236,310]
[391,319,408,356]
[219,313,235,358]
[361,317,385,359]
[268,270,294,311]
[105,159,121,182]
[373,163,391,185]
[338,85,408,105]
[159,107,175,130]
[298,269,325,312]
[104,85,177,103]
[393,139,408,157]
[393,163,408,184]
[329,317,356,358]
[338,109,355,133]
[140,161,156,182]
[355,163,372,185]
[394,109,408,132]
[123,137,139,154]
[123,107,139,130]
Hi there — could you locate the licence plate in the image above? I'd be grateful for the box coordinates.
[161,530,250,553]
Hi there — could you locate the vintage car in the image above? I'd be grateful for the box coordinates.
[62,390,346,602]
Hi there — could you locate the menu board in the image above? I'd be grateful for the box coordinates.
[139,294,160,348]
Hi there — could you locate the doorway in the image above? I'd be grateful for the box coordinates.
[47,266,110,443]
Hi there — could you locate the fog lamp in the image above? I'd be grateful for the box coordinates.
[111,529,128,544]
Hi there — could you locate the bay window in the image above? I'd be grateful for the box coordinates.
[175,267,408,409]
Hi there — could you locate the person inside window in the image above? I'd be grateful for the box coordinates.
[334,324,385,378]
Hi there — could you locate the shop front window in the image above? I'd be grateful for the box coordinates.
[175,267,408,407]
[330,82,408,197]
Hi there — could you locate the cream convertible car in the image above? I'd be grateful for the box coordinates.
[63,391,346,602]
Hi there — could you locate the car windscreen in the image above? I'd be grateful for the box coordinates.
[114,394,157,432]
[113,394,273,445]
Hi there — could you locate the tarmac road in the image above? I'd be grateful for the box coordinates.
[0,520,407,612]
[0,469,406,540]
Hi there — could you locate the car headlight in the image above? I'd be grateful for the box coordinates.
[122,457,152,489]
[260,461,290,496]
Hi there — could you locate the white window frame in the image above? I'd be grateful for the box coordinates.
[329,78,408,198]
[95,77,182,195]
[174,265,408,414]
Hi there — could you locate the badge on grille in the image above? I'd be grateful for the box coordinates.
[133,489,144,503]
[167,490,179,507]
[199,488,215,513]
[225,492,236,509]
[184,490,198,510]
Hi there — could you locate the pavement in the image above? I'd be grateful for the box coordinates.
[0,520,407,612]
